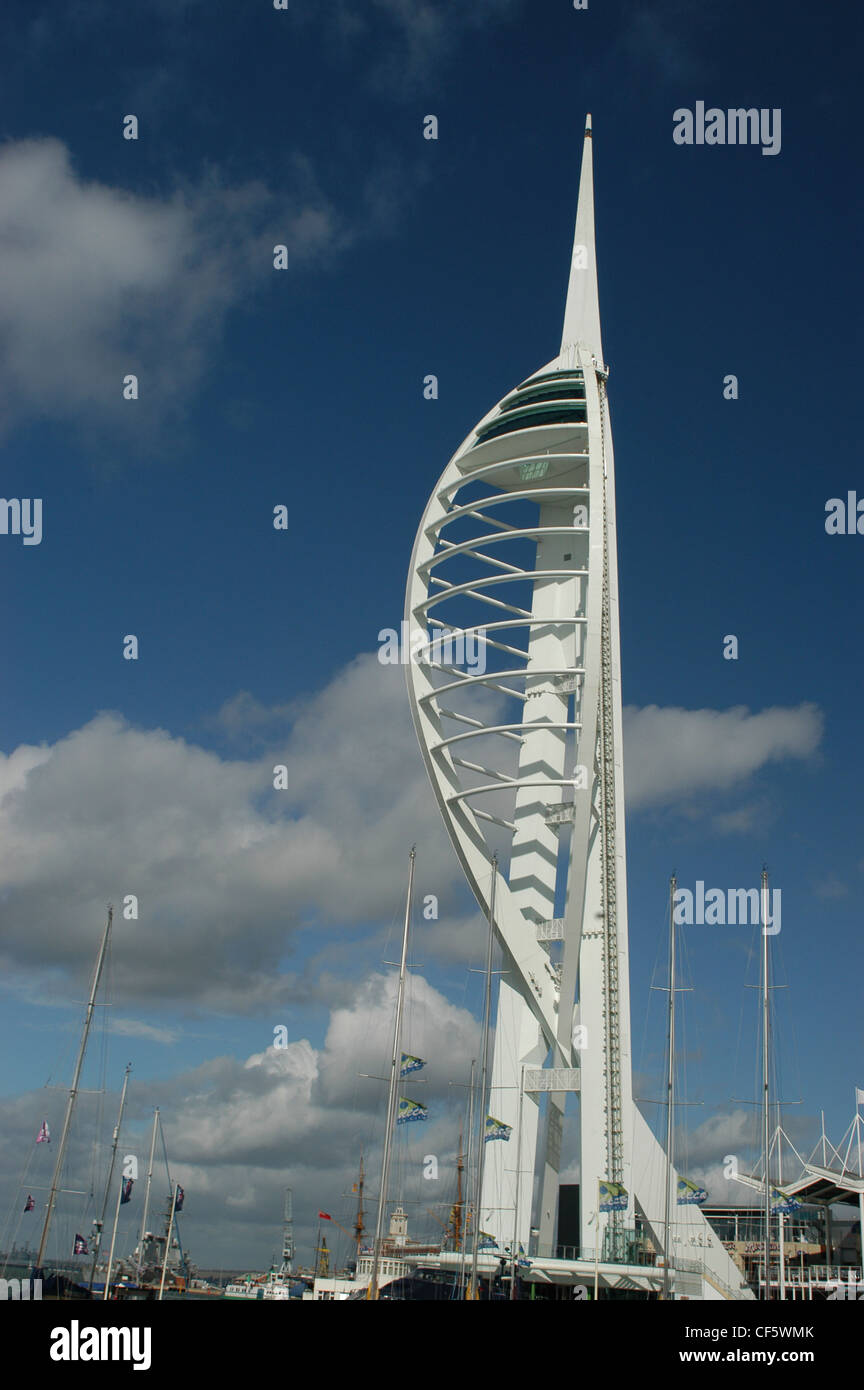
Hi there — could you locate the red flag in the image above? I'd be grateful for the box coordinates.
[318,1211,331,1220]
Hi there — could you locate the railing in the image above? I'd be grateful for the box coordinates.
[786,1264,862,1285]
[540,1236,658,1268]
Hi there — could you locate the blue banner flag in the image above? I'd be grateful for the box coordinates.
[484,1115,512,1144]
[771,1185,801,1214]
[598,1180,628,1212]
[396,1097,428,1125]
[677,1177,708,1206]
[400,1053,426,1077]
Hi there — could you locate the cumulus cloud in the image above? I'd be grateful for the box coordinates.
[0,138,342,440]
[0,660,827,1011]
[0,656,464,1010]
[669,1107,818,1207]
[0,972,476,1267]
[623,703,823,811]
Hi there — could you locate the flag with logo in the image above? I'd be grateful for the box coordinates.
[771,1185,801,1214]
[477,1231,498,1251]
[36,1120,50,1143]
[73,1234,89,1255]
[677,1176,708,1205]
[598,1180,628,1212]
[517,1243,531,1269]
[120,1178,134,1205]
[23,1194,34,1213]
[484,1115,512,1144]
[397,1097,428,1125]
[400,1053,426,1077]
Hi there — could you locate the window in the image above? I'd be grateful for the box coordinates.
[475,404,587,445]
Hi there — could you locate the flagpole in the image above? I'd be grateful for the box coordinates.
[135,1109,159,1283]
[509,1065,525,1299]
[661,874,677,1301]
[158,1184,179,1301]
[761,867,772,1300]
[368,846,415,1300]
[777,1128,786,1301]
[102,1152,129,1300]
[857,1093,864,1290]
[89,1062,131,1293]
[593,1181,600,1301]
[35,906,114,1275]
[469,854,497,1301]
[459,1059,476,1298]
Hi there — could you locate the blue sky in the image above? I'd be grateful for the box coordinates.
[0,0,861,1270]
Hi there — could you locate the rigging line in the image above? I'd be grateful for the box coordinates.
[155,1115,188,1282]
[675,904,704,1183]
[0,1120,49,1269]
[43,1010,79,1092]
[635,880,674,1112]
[354,871,417,1228]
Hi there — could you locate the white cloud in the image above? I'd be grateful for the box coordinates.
[0,139,341,438]
[0,971,475,1267]
[0,666,827,1011]
[111,1018,181,1045]
[0,657,463,1010]
[623,703,822,810]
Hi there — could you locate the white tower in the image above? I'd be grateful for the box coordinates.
[405,119,750,1297]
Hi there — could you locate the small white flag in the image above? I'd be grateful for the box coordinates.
[856,1087,864,1107]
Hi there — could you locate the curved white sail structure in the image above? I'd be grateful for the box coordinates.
[405,118,750,1297]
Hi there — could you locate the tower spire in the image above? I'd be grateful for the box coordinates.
[560,114,603,362]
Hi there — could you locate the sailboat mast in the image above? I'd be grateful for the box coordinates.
[459,1060,476,1294]
[88,1061,131,1290]
[662,875,677,1300]
[369,846,416,1299]
[353,1157,365,1265]
[452,1126,464,1251]
[282,1187,294,1275]
[761,866,772,1299]
[102,1089,134,1303]
[509,1066,525,1300]
[35,905,114,1272]
[135,1108,160,1281]
[469,854,498,1299]
[157,1183,179,1301]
